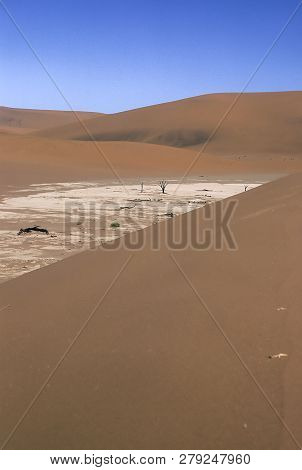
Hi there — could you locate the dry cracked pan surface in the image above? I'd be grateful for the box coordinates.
[0,178,262,282]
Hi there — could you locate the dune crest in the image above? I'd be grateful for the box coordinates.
[0,106,102,135]
[31,92,302,159]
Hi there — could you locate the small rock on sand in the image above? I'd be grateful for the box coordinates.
[268,353,288,359]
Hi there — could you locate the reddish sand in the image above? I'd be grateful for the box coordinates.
[0,132,301,191]
[0,106,101,135]
[32,92,302,159]
[1,92,302,449]
[0,173,302,449]
[1,92,301,191]
[1,92,302,189]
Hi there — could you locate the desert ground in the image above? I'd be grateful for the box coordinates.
[1,92,302,449]
[0,178,263,283]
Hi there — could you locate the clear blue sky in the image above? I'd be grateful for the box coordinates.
[0,0,301,113]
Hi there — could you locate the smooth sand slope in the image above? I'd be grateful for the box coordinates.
[33,92,302,159]
[0,134,203,186]
[0,131,300,190]
[0,106,101,135]
[1,92,302,189]
[1,173,302,449]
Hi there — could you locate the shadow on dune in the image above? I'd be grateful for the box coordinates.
[77,128,209,147]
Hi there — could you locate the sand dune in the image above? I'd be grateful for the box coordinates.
[0,132,300,191]
[2,92,302,189]
[32,92,302,158]
[1,173,302,449]
[1,93,302,449]
[0,134,200,187]
[0,106,101,135]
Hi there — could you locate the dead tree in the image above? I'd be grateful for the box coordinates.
[159,180,168,194]
[17,225,49,235]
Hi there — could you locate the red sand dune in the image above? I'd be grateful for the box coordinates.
[1,173,302,449]
[32,92,302,159]
[0,106,101,135]
[1,92,302,190]
[0,132,301,190]
[1,92,302,449]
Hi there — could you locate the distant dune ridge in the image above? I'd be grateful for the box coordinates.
[30,91,302,157]
[1,91,302,186]
[0,106,101,135]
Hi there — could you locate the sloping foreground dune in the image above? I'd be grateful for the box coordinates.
[33,92,302,158]
[1,173,302,449]
[0,106,101,135]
